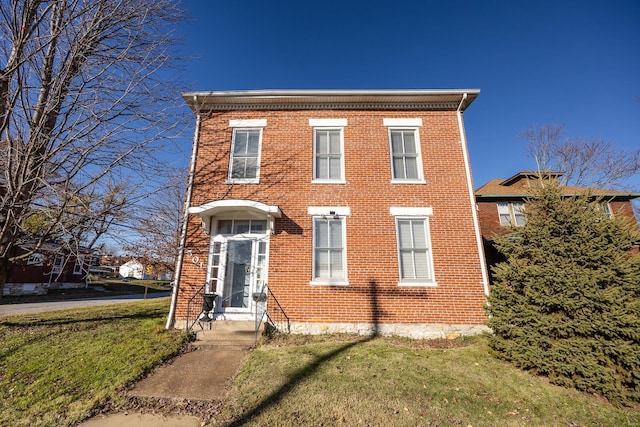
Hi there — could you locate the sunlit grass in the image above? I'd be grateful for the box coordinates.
[220,334,640,426]
[0,298,187,427]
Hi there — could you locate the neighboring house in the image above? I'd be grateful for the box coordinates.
[169,89,490,338]
[119,259,146,280]
[4,239,96,296]
[475,170,640,273]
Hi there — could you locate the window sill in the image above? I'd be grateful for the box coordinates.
[310,280,350,287]
[225,179,260,185]
[391,179,426,184]
[397,281,438,287]
[312,179,347,184]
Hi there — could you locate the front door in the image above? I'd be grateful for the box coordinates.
[222,239,252,309]
[208,234,268,315]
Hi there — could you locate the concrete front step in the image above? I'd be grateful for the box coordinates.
[193,320,262,350]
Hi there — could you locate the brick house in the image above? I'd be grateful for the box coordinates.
[475,170,640,274]
[168,89,490,338]
[3,239,96,296]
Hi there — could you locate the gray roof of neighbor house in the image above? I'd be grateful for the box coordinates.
[182,89,480,112]
[475,171,640,200]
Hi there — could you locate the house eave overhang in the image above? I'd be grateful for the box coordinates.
[182,89,480,112]
[476,193,640,201]
[188,199,282,234]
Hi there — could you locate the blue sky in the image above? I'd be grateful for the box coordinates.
[176,0,639,190]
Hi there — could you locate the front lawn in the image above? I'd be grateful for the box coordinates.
[0,298,187,427]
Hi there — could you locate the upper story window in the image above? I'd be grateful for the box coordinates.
[73,255,85,275]
[391,207,436,286]
[384,118,425,183]
[498,202,526,226]
[309,206,350,286]
[310,119,347,183]
[27,253,44,266]
[227,119,266,184]
[52,254,64,274]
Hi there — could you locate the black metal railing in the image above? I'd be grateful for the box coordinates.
[185,282,290,341]
[185,283,206,333]
[265,285,290,334]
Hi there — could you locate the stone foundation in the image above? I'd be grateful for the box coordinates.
[288,322,490,339]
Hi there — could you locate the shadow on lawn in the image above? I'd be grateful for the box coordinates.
[224,279,382,427]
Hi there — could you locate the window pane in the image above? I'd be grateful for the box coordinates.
[315,220,328,247]
[329,219,342,247]
[329,157,341,179]
[247,131,260,153]
[413,250,429,279]
[399,250,414,279]
[233,131,248,154]
[405,157,419,179]
[393,157,405,179]
[316,131,328,154]
[244,157,258,178]
[329,131,341,153]
[251,221,267,233]
[231,158,245,178]
[234,220,250,234]
[411,220,426,248]
[315,249,329,278]
[330,249,343,278]
[391,131,403,153]
[218,221,232,234]
[397,220,412,248]
[403,133,416,153]
[316,156,328,179]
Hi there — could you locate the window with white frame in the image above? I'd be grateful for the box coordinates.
[310,119,346,183]
[73,255,85,275]
[26,253,44,266]
[309,207,349,285]
[52,255,64,274]
[384,118,424,182]
[391,207,435,286]
[497,202,526,226]
[227,119,266,183]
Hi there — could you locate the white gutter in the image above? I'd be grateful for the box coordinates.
[456,93,490,296]
[165,104,201,329]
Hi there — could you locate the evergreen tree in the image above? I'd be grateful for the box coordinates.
[487,179,640,404]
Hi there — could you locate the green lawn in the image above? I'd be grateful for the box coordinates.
[220,334,640,427]
[2,302,639,427]
[0,298,187,427]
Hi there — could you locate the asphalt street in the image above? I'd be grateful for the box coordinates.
[0,292,171,317]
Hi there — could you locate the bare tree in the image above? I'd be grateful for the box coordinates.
[521,123,640,190]
[0,0,185,297]
[124,167,187,278]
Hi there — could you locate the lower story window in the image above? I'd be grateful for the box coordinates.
[395,217,435,285]
[312,216,347,284]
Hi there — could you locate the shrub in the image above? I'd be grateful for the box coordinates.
[487,180,640,404]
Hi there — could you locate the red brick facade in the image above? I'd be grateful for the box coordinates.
[476,172,640,271]
[172,90,489,336]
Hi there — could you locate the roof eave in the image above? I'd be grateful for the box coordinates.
[181,89,480,112]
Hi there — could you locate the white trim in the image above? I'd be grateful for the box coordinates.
[394,216,437,287]
[390,207,433,217]
[456,93,490,296]
[227,127,263,184]
[312,126,346,183]
[309,118,348,127]
[308,206,351,216]
[383,118,423,127]
[229,119,267,128]
[387,127,425,183]
[189,199,281,235]
[310,215,349,287]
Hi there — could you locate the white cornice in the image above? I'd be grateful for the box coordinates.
[183,89,480,113]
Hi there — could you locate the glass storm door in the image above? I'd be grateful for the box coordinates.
[222,240,252,309]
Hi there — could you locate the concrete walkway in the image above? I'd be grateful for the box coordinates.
[3,294,249,426]
[0,292,170,316]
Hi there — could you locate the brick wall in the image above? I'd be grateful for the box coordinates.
[176,109,488,327]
